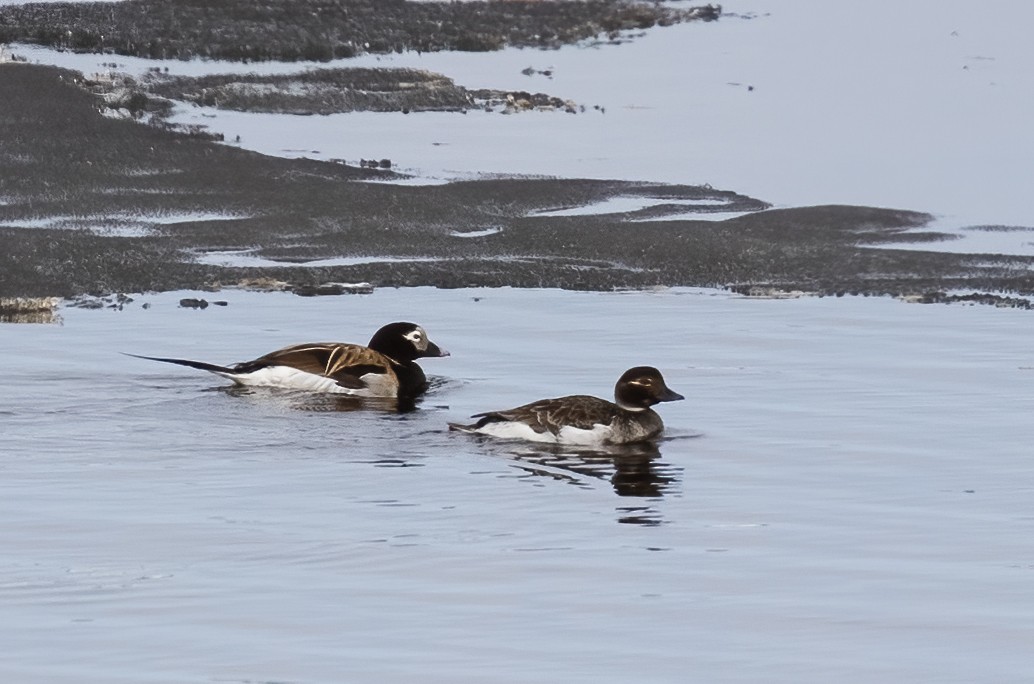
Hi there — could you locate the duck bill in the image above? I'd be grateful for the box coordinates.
[659,387,684,402]
[425,341,450,358]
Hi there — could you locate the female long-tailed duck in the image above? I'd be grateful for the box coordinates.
[449,366,683,445]
[130,322,448,399]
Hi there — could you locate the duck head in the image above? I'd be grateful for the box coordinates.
[368,322,450,363]
[614,366,684,411]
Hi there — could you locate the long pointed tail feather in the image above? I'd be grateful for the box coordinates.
[123,352,235,375]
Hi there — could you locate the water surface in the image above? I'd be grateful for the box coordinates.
[2,287,1032,683]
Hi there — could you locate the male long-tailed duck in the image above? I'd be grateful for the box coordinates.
[449,366,683,445]
[130,322,448,399]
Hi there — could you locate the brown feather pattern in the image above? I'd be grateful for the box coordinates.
[131,321,445,400]
[474,395,623,436]
[235,342,395,388]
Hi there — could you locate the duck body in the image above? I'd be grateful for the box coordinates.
[450,366,683,446]
[458,394,666,445]
[131,322,448,400]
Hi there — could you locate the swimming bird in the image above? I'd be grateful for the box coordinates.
[449,366,683,445]
[129,322,448,399]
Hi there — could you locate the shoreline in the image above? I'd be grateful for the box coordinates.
[1,63,1032,306]
[2,2,1033,307]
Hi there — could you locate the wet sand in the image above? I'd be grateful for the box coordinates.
[1,1,1033,305]
[3,63,1032,304]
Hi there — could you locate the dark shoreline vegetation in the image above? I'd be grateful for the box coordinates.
[0,0,721,62]
[4,62,1034,308]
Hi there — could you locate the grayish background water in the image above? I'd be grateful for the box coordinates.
[2,288,1032,682]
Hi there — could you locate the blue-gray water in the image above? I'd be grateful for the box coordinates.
[2,287,1032,683]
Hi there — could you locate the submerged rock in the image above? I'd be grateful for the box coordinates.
[0,297,61,324]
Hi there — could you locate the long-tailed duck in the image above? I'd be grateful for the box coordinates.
[449,366,683,445]
[130,322,448,399]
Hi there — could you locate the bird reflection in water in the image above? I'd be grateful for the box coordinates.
[215,384,425,414]
[485,437,691,526]
[507,441,677,496]
[217,374,456,413]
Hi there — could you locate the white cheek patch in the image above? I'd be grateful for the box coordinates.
[405,328,428,351]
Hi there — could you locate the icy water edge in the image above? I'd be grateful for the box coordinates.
[2,287,1032,683]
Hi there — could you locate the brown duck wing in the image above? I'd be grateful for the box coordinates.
[476,395,618,435]
[235,343,395,390]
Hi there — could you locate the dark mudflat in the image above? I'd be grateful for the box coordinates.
[2,64,1033,306]
[2,0,1030,306]
[0,0,720,61]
